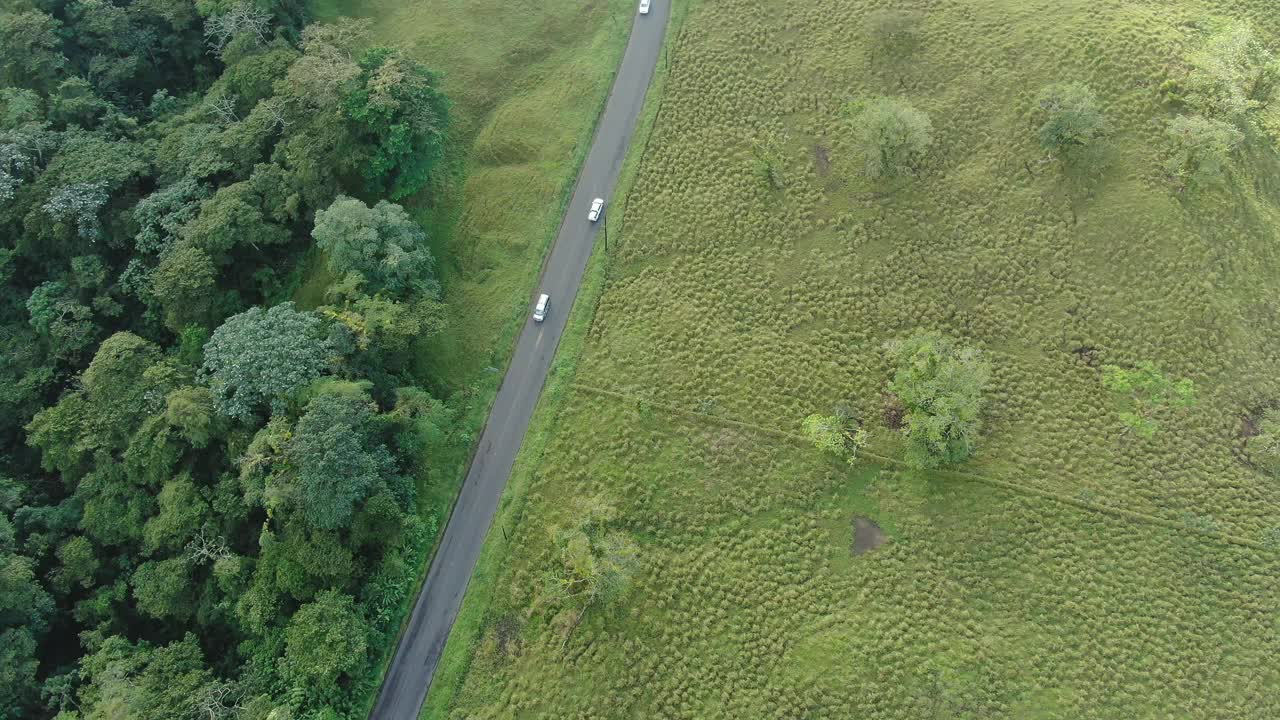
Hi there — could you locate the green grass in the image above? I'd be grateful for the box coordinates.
[441,0,1280,717]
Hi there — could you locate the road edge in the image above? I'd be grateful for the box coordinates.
[418,1,692,716]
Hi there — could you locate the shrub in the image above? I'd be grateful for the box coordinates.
[801,412,868,465]
[1100,362,1195,438]
[1246,408,1280,477]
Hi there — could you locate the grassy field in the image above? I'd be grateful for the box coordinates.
[442,0,1280,717]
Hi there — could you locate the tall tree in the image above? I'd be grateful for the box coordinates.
[312,195,436,298]
[845,97,933,179]
[201,303,334,422]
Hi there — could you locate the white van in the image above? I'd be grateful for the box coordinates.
[533,293,550,323]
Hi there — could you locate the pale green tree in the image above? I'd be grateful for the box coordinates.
[846,97,933,179]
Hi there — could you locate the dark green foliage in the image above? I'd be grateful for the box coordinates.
[290,386,395,529]
[0,5,455,715]
[345,47,450,199]
[201,303,333,421]
[884,331,990,468]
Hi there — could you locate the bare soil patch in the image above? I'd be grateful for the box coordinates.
[852,517,887,555]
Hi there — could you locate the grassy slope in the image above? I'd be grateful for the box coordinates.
[445,0,1280,717]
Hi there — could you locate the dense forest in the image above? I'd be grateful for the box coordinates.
[0,0,456,717]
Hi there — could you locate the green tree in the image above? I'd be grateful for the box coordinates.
[201,303,333,421]
[180,181,291,258]
[289,385,395,529]
[1164,114,1241,189]
[1034,82,1105,163]
[883,331,990,468]
[164,386,220,448]
[345,46,450,199]
[284,590,368,692]
[132,557,193,620]
[1101,362,1195,438]
[151,243,217,331]
[846,97,933,179]
[0,551,53,718]
[801,412,869,465]
[53,535,99,593]
[543,496,639,610]
[74,634,214,720]
[0,11,66,92]
[1180,21,1278,123]
[312,196,437,297]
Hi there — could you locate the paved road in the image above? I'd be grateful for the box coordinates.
[369,4,671,719]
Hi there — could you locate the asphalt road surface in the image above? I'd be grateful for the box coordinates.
[369,4,671,718]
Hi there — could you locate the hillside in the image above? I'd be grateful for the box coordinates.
[440,0,1280,717]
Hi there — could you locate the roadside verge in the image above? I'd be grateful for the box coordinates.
[419,2,693,716]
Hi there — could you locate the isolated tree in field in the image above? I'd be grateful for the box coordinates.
[544,496,639,611]
[312,196,437,298]
[1164,114,1241,189]
[1179,21,1278,123]
[1247,409,1280,478]
[201,303,333,421]
[1100,362,1195,438]
[802,411,869,465]
[846,97,933,179]
[884,331,990,469]
[1034,83,1106,163]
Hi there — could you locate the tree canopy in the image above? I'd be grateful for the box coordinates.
[883,331,990,468]
[0,3,455,718]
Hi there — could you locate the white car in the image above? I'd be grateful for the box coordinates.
[587,197,604,222]
[639,0,651,14]
[532,293,549,323]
